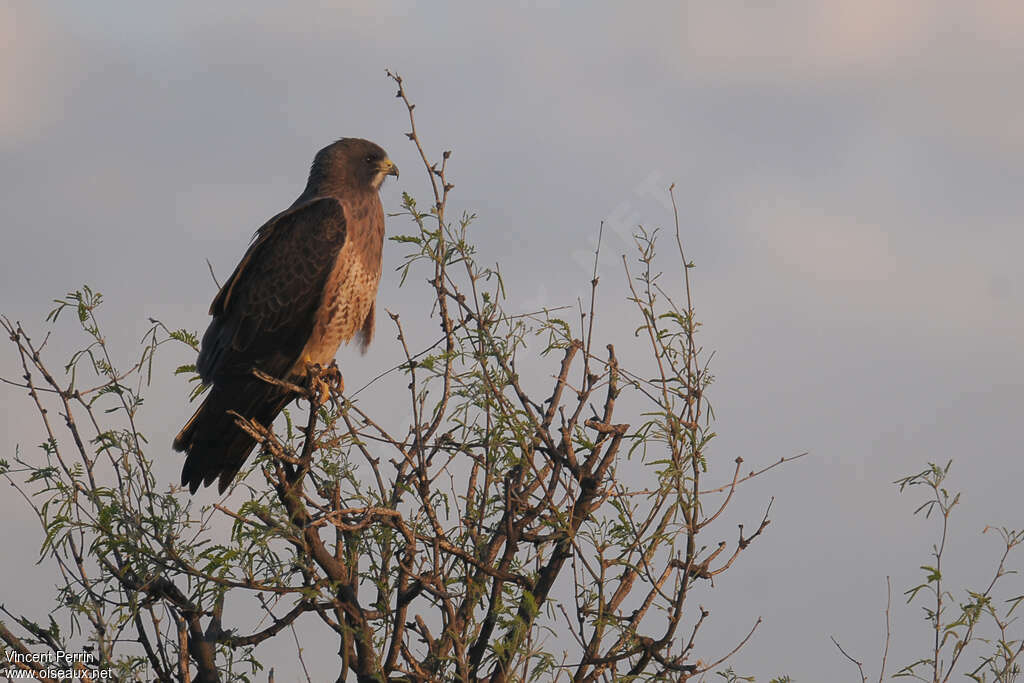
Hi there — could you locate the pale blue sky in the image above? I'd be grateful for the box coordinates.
[2,2,1023,679]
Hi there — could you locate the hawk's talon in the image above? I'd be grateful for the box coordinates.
[305,361,344,407]
[323,361,345,396]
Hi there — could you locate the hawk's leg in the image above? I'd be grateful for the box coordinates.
[322,360,344,399]
[304,361,344,407]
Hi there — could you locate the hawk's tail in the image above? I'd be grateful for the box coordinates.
[173,380,291,494]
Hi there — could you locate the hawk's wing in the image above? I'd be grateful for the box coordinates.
[196,197,348,383]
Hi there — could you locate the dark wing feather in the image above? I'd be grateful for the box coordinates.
[197,197,347,382]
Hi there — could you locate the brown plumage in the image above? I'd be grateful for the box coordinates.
[174,138,398,493]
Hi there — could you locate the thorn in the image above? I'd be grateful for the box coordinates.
[442,150,451,159]
[406,132,415,140]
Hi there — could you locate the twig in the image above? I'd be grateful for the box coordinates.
[831,635,868,683]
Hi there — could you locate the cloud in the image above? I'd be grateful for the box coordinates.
[0,3,67,143]
[663,2,1024,77]
[594,2,1024,156]
[730,181,1024,341]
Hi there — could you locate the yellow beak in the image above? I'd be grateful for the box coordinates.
[379,159,399,178]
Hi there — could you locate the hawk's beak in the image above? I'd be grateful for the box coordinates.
[379,159,399,179]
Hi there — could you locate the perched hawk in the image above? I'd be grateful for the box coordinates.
[174,138,398,493]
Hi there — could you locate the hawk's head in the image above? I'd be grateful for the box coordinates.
[307,138,399,195]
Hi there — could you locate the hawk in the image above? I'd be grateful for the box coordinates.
[174,138,398,493]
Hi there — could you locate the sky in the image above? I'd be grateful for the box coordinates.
[2,1,1023,680]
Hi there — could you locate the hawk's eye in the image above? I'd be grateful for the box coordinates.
[365,155,375,163]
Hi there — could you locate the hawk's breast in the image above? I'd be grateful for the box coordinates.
[291,246,380,374]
